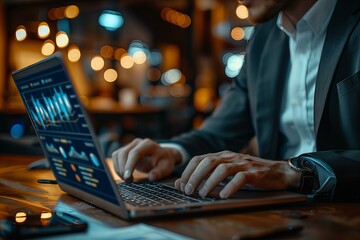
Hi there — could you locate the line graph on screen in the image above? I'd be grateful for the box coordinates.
[23,84,89,134]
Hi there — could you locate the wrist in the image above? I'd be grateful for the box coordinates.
[159,143,188,165]
[167,148,183,165]
[287,156,318,194]
[285,163,302,189]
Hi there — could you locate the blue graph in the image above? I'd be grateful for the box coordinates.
[30,86,75,129]
[45,143,59,154]
[24,83,89,134]
[69,146,89,161]
[43,136,102,167]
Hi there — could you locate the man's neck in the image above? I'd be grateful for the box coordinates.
[283,0,317,26]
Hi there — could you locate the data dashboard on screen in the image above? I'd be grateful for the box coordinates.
[15,62,118,204]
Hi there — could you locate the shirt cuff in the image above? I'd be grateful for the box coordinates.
[307,157,337,199]
[159,143,189,165]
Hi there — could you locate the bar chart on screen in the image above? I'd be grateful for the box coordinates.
[30,86,73,128]
[23,84,90,135]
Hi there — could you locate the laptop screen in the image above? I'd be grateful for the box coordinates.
[13,54,119,205]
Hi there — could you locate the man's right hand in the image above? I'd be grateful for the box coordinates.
[111,138,182,181]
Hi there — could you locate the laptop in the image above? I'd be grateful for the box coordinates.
[12,53,306,220]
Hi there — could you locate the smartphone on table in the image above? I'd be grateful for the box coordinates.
[0,211,87,239]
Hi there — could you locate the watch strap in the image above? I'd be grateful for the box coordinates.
[288,157,316,194]
[298,173,315,194]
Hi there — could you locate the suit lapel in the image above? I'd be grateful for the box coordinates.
[314,0,360,136]
[256,27,289,158]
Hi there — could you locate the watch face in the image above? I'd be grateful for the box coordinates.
[288,157,317,193]
[289,157,316,173]
[299,158,316,172]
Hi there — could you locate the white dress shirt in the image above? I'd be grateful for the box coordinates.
[278,0,337,159]
[277,0,337,196]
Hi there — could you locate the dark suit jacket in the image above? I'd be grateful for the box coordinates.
[171,0,360,201]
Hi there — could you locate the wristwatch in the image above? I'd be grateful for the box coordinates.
[288,156,317,194]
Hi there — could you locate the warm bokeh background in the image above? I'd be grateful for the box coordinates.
[0,0,252,155]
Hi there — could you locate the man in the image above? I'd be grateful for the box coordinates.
[112,0,360,201]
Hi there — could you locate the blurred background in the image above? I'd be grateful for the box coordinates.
[0,0,253,155]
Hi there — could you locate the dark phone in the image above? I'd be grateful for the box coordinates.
[0,211,87,239]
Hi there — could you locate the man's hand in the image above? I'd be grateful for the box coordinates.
[174,151,301,199]
[111,138,182,181]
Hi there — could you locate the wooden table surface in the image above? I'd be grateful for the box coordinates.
[0,154,359,240]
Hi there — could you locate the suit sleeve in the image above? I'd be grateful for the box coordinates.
[302,150,360,201]
[169,59,255,160]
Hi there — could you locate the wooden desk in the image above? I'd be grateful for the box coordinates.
[0,154,359,239]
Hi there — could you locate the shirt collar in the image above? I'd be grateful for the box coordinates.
[277,0,338,39]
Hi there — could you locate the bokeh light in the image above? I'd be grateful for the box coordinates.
[38,22,50,39]
[148,50,162,66]
[41,40,55,56]
[161,7,191,28]
[100,45,114,58]
[104,68,118,82]
[98,10,124,31]
[68,44,81,62]
[236,5,249,19]
[91,55,105,71]
[120,54,134,69]
[224,54,245,78]
[10,123,25,139]
[40,212,52,220]
[65,5,79,19]
[114,48,126,60]
[56,31,69,48]
[161,69,182,85]
[15,25,27,41]
[15,212,27,223]
[231,27,245,41]
[133,51,147,64]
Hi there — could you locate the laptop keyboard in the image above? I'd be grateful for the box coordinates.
[118,182,217,207]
